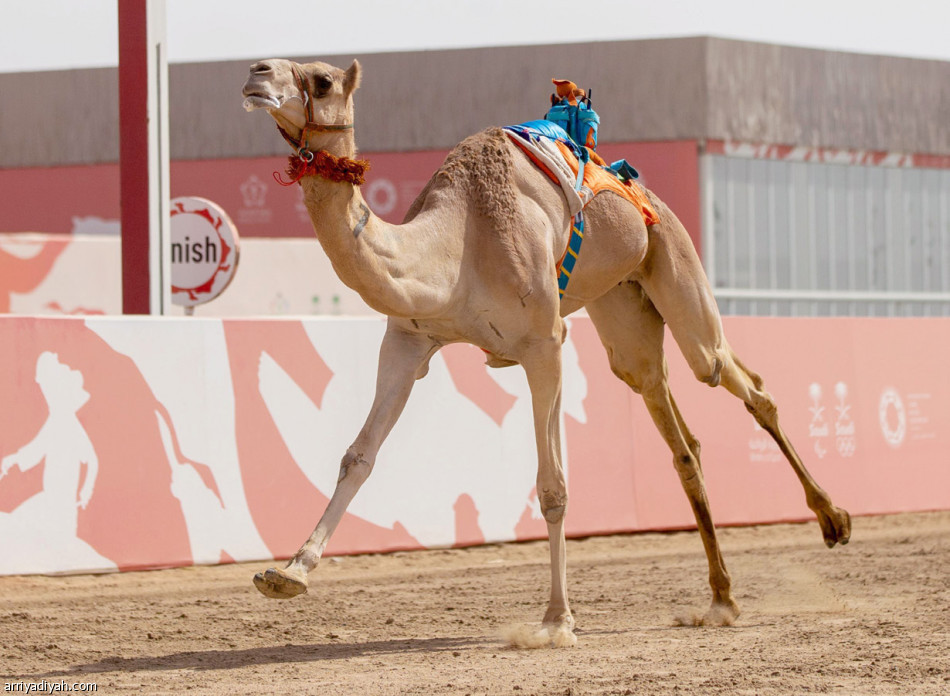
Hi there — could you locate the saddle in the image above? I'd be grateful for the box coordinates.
[504,111,658,299]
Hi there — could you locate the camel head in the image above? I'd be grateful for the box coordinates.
[242,58,362,151]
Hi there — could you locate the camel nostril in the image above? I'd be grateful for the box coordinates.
[251,62,273,75]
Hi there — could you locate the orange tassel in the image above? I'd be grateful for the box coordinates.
[274,150,371,187]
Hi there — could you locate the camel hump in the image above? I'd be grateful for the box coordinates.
[416,128,519,226]
[422,128,534,291]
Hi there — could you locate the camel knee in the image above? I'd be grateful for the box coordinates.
[745,390,778,429]
[539,488,568,524]
[338,448,373,484]
[610,365,645,394]
[690,353,724,388]
[607,354,664,397]
[673,452,702,486]
[686,438,701,462]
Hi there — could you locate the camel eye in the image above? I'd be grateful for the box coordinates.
[314,75,333,94]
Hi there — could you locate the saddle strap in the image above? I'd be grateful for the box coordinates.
[555,213,585,299]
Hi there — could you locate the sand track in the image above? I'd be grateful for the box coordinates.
[2,511,948,694]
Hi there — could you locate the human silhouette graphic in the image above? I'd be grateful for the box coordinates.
[0,352,114,573]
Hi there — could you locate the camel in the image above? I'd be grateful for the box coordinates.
[241,58,852,645]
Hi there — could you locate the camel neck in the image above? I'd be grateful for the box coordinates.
[297,174,452,318]
[298,177,400,314]
[298,173,367,237]
[304,130,357,160]
[292,131,373,255]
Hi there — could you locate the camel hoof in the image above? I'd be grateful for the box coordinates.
[818,506,852,548]
[504,612,576,649]
[675,598,740,627]
[503,621,577,649]
[704,598,740,626]
[253,567,308,599]
[541,611,577,648]
[549,624,578,648]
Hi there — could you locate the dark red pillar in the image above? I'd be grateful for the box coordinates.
[118,0,151,314]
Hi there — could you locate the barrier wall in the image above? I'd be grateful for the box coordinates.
[0,315,947,575]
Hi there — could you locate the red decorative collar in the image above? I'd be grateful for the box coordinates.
[274,150,371,187]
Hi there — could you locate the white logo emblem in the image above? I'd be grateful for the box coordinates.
[364,179,398,216]
[808,383,829,458]
[833,382,856,457]
[240,175,268,208]
[237,175,273,224]
[748,420,781,463]
[879,388,906,448]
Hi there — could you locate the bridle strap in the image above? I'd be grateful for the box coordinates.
[293,63,314,123]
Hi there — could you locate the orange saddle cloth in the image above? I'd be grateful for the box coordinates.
[553,141,659,227]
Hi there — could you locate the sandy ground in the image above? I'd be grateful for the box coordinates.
[1,510,948,695]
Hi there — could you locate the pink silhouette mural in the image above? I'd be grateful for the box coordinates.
[223,320,419,558]
[452,493,485,548]
[440,344,517,427]
[0,352,112,573]
[0,318,193,572]
[1,312,942,577]
[0,238,69,313]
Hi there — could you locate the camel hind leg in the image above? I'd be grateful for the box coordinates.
[587,281,739,625]
[718,349,852,547]
[636,205,851,548]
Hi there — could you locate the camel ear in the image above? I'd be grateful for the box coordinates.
[343,60,362,97]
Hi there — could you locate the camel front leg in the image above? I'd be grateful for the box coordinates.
[254,326,437,599]
[521,336,576,647]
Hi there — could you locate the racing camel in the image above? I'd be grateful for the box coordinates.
[241,58,851,646]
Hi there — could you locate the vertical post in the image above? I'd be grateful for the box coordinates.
[118,0,170,314]
[699,144,714,285]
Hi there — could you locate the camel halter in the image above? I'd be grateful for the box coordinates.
[273,64,370,187]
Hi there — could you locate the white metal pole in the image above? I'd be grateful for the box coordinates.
[147,0,171,315]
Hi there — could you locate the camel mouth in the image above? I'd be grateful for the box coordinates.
[243,93,282,112]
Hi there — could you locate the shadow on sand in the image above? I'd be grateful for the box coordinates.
[35,635,495,678]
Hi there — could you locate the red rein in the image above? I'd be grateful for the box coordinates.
[274,150,371,187]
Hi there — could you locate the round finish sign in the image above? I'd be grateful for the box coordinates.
[170,197,240,308]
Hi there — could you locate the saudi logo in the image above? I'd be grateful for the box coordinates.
[878,388,906,449]
[834,382,856,457]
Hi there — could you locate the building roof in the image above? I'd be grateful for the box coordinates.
[2,36,948,168]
